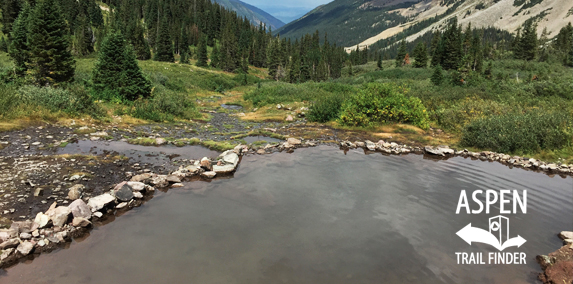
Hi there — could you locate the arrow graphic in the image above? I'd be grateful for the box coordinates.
[456,223,527,251]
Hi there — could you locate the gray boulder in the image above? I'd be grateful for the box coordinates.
[87,193,116,212]
[17,241,34,256]
[424,146,455,156]
[115,184,134,202]
[69,199,91,219]
[67,184,85,200]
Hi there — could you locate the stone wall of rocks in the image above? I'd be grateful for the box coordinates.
[536,231,573,284]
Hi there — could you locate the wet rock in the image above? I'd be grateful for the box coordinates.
[0,239,19,250]
[365,140,376,151]
[0,248,14,261]
[221,151,239,165]
[17,241,34,256]
[115,184,134,202]
[201,171,216,179]
[126,181,146,192]
[67,184,85,200]
[200,157,212,171]
[93,212,103,218]
[213,164,235,173]
[355,141,365,148]
[69,199,91,219]
[424,146,455,156]
[33,212,50,229]
[72,217,91,228]
[133,192,143,199]
[150,175,169,188]
[87,193,116,212]
[116,202,128,209]
[257,149,266,155]
[287,138,301,145]
[155,138,167,145]
[166,175,181,183]
[559,231,573,240]
[131,173,154,183]
[233,144,249,155]
[48,206,71,227]
[171,183,184,188]
[69,174,82,181]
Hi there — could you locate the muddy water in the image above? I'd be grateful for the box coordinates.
[2,146,572,284]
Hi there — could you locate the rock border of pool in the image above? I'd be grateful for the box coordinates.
[0,137,571,283]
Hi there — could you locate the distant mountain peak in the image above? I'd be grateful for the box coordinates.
[213,0,285,30]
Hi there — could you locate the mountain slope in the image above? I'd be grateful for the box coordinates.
[275,0,423,46]
[276,0,573,50]
[213,0,285,30]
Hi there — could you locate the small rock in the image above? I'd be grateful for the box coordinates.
[19,232,32,239]
[87,194,116,212]
[126,181,146,192]
[48,206,71,227]
[133,192,143,199]
[34,212,50,229]
[69,199,91,219]
[0,248,14,261]
[200,157,212,171]
[559,231,573,240]
[90,131,108,137]
[257,149,266,155]
[166,175,181,183]
[33,187,44,197]
[115,202,128,209]
[17,241,34,256]
[150,175,169,188]
[67,184,85,200]
[285,115,294,121]
[0,239,19,250]
[201,171,217,179]
[72,217,91,228]
[115,184,134,202]
[155,138,166,145]
[287,138,301,145]
[171,183,184,188]
[130,173,154,183]
[93,212,103,218]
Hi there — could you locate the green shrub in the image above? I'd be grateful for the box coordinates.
[132,85,199,122]
[0,85,20,118]
[339,83,430,129]
[461,110,573,153]
[18,85,104,117]
[308,94,345,123]
[244,81,355,107]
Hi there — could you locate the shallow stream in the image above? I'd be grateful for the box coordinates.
[2,146,571,284]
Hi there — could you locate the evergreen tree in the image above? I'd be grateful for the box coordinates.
[413,42,428,68]
[8,3,30,76]
[431,37,444,67]
[196,35,208,67]
[512,28,522,59]
[517,19,537,61]
[470,33,483,72]
[0,36,7,52]
[92,31,151,100]
[1,0,22,36]
[377,53,383,70]
[210,43,220,68]
[119,44,152,100]
[92,31,127,93]
[180,49,189,64]
[431,64,443,85]
[440,18,463,70]
[395,40,407,68]
[347,60,353,76]
[27,0,75,85]
[154,16,174,62]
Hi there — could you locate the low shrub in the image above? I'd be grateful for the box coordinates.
[339,83,429,129]
[132,86,199,122]
[461,110,572,153]
[308,94,345,123]
[18,85,103,117]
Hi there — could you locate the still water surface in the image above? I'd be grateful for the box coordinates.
[2,146,571,283]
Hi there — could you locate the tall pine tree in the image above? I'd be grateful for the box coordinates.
[154,15,174,62]
[196,35,208,67]
[27,0,75,85]
[395,41,407,68]
[517,20,537,61]
[412,42,428,68]
[8,3,30,76]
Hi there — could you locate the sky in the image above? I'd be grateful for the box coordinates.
[240,0,334,23]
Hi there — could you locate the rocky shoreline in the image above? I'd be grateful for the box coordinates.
[536,231,573,284]
[0,124,571,276]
